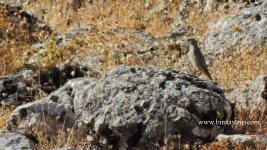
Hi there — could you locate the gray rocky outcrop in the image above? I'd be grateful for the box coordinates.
[0,0,27,6]
[204,1,267,64]
[6,65,232,149]
[216,134,267,149]
[0,69,35,105]
[21,23,189,72]
[227,75,267,112]
[22,24,96,66]
[0,132,37,150]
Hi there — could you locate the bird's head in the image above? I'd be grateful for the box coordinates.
[187,38,198,45]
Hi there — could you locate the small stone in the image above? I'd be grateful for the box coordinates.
[2,93,8,98]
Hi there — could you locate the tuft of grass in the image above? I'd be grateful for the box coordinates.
[231,24,243,32]
[25,115,91,149]
[232,108,267,135]
[23,0,183,37]
[0,4,50,75]
[0,105,16,129]
[186,11,209,37]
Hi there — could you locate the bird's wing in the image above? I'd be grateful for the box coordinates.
[194,48,212,81]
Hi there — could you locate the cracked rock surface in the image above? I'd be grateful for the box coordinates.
[0,132,37,150]
[227,75,267,112]
[216,134,267,149]
[204,2,267,64]
[6,65,232,149]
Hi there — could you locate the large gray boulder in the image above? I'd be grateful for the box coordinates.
[6,77,92,133]
[74,65,232,148]
[0,132,37,150]
[6,65,232,149]
[227,75,267,112]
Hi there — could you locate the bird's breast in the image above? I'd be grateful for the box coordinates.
[188,48,198,68]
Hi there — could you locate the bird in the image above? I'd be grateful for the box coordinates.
[187,38,213,81]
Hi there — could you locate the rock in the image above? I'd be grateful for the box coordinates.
[0,63,92,105]
[216,134,267,149]
[178,0,219,20]
[176,2,267,76]
[0,0,27,6]
[204,1,267,65]
[178,0,191,21]
[6,100,76,133]
[0,70,36,105]
[112,29,187,75]
[76,65,231,149]
[38,63,92,93]
[79,27,183,70]
[2,3,52,34]
[0,132,37,150]
[227,75,267,112]
[6,77,94,148]
[6,77,93,131]
[144,1,170,21]
[22,24,96,66]
[144,0,151,9]
[7,65,232,149]
[169,22,194,38]
[202,0,216,13]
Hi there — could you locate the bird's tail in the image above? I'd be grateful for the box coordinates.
[207,73,213,82]
[203,67,213,82]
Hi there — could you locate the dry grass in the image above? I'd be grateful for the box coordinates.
[210,44,266,91]
[19,0,184,71]
[24,0,182,37]
[26,116,91,149]
[79,29,186,72]
[143,0,181,37]
[0,105,16,128]
[23,37,84,68]
[186,10,210,37]
[0,4,50,75]
[233,108,267,135]
[23,0,70,34]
